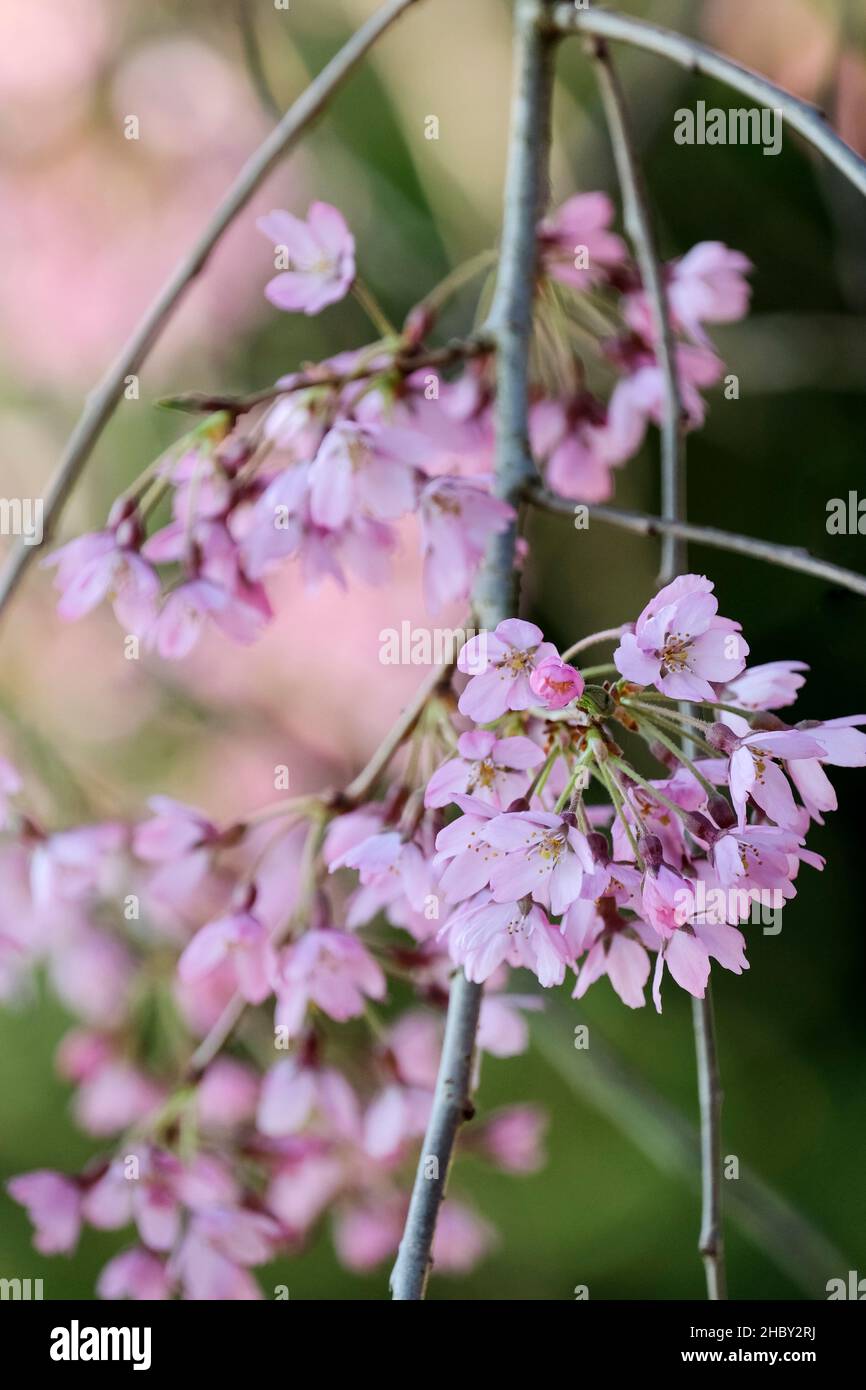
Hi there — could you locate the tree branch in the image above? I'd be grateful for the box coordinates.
[529,486,866,597]
[551,5,866,198]
[0,0,424,624]
[534,1006,848,1298]
[590,40,686,580]
[586,40,726,1299]
[158,334,494,418]
[389,0,559,1301]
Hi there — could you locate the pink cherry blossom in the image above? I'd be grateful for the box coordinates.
[626,241,753,346]
[425,731,543,809]
[614,573,748,700]
[720,660,808,711]
[529,656,585,710]
[7,1170,81,1254]
[44,528,159,636]
[258,202,355,314]
[479,1105,546,1173]
[482,810,600,914]
[529,396,619,501]
[97,1247,172,1301]
[444,895,570,986]
[418,475,513,612]
[272,929,386,1036]
[179,906,275,1005]
[601,343,723,464]
[537,192,627,289]
[457,619,560,721]
[308,421,420,530]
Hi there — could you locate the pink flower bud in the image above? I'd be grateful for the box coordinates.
[529,656,585,710]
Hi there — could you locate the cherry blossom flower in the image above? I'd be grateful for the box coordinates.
[614,573,748,700]
[529,655,585,710]
[97,1247,172,1301]
[178,905,275,1005]
[272,929,386,1036]
[44,527,159,636]
[425,731,543,809]
[418,475,513,612]
[457,619,560,721]
[443,895,571,986]
[481,809,600,914]
[625,241,752,346]
[537,192,627,289]
[719,660,808,711]
[7,1171,82,1254]
[258,202,355,314]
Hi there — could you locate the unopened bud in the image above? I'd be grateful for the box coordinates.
[707,794,737,829]
[638,833,664,870]
[705,722,738,753]
[586,831,610,866]
[684,812,716,844]
[506,797,531,814]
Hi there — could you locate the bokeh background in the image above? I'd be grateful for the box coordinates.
[1,0,865,1299]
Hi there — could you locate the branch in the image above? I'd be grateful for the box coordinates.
[0,0,424,624]
[534,1006,849,1297]
[551,5,866,198]
[586,40,727,1298]
[692,987,727,1298]
[529,487,866,598]
[389,0,559,1301]
[158,334,494,418]
[590,40,686,580]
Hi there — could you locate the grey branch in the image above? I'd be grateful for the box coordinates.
[0,0,424,624]
[534,1007,849,1297]
[530,489,866,597]
[590,41,686,581]
[586,38,727,1299]
[692,989,727,1299]
[551,5,866,198]
[389,0,559,1301]
[529,486,866,598]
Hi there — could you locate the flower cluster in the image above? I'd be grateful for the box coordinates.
[42,197,751,658]
[6,569,863,1295]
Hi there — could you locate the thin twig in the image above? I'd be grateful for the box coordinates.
[0,0,424,625]
[389,0,560,1301]
[692,986,727,1299]
[159,334,494,417]
[587,40,727,1299]
[528,486,866,598]
[590,40,686,580]
[236,0,282,121]
[551,5,866,198]
[534,1007,848,1297]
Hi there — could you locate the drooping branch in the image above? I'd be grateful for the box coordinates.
[586,42,726,1300]
[590,40,686,581]
[528,486,866,599]
[0,0,424,624]
[534,1006,849,1298]
[551,6,866,198]
[158,334,494,418]
[389,0,559,1302]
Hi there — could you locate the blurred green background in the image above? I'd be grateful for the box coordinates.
[0,0,864,1298]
